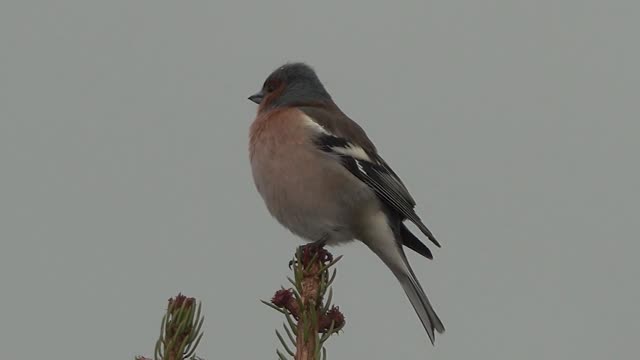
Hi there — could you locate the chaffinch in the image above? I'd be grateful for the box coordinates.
[248,63,444,344]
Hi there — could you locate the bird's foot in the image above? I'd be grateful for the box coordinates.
[288,235,332,269]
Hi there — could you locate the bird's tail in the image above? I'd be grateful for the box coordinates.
[394,258,445,344]
[360,211,444,344]
[365,241,445,344]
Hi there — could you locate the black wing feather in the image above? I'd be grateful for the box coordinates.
[400,223,433,259]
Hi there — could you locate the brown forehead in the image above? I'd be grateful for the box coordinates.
[259,82,286,110]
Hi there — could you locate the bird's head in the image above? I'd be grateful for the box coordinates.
[248,63,331,109]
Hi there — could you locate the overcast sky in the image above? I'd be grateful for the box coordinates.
[1,1,639,359]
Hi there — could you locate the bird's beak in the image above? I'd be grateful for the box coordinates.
[248,90,265,104]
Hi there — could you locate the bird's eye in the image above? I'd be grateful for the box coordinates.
[265,78,281,93]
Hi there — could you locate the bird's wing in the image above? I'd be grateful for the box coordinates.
[303,110,440,248]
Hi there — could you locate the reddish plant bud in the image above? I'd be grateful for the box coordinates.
[319,306,345,332]
[272,289,294,308]
[300,244,333,267]
[168,293,195,312]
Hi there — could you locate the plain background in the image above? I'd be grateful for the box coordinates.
[1,1,639,359]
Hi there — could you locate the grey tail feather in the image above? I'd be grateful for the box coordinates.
[394,258,445,345]
[362,211,444,344]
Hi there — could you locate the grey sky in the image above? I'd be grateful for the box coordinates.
[1,1,638,359]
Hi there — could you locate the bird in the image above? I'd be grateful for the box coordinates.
[247,62,444,344]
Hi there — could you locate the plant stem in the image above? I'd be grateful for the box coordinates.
[295,251,323,360]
